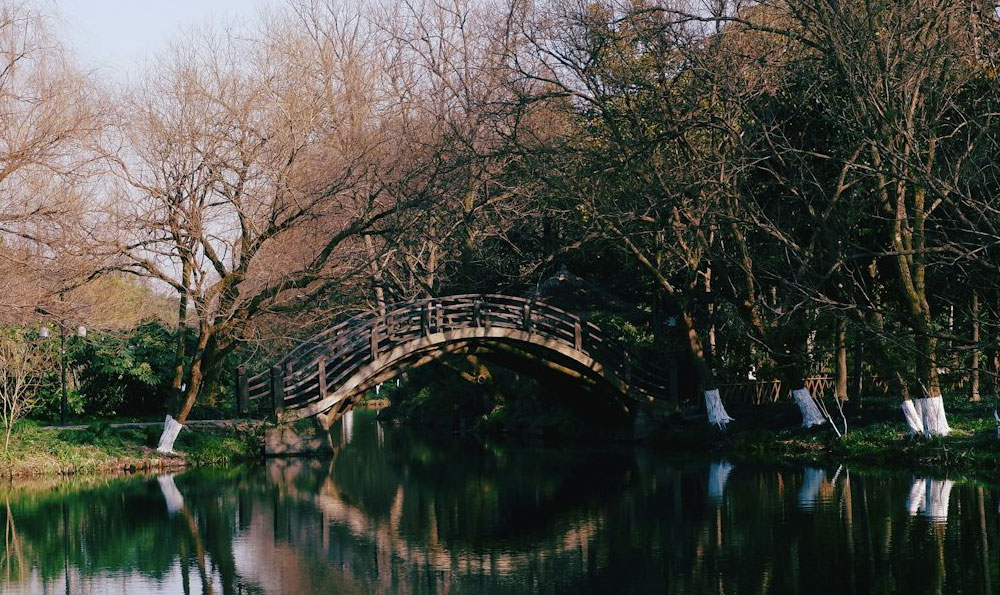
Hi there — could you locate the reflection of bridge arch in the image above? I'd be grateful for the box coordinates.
[266,459,603,578]
[241,295,668,425]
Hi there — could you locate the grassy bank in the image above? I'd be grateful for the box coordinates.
[0,420,264,478]
[652,397,1000,479]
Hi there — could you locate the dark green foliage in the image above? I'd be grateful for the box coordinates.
[70,322,178,417]
[383,355,633,439]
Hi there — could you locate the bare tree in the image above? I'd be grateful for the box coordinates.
[0,330,52,452]
[0,3,106,325]
[108,16,429,450]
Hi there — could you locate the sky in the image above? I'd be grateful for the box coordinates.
[50,0,279,79]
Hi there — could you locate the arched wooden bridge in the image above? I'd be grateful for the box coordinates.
[237,294,669,427]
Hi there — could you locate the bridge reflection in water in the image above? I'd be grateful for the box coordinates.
[1,411,996,595]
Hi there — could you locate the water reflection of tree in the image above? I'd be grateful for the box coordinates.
[261,415,1000,595]
[666,466,995,595]
[0,469,259,594]
[1,415,998,594]
[265,415,642,593]
[327,422,636,549]
[3,497,29,583]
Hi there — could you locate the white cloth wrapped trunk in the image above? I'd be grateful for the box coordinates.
[902,400,924,435]
[157,474,185,514]
[157,415,184,453]
[704,389,734,428]
[792,388,827,428]
[917,396,950,436]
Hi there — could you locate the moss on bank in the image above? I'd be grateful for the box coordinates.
[0,420,264,478]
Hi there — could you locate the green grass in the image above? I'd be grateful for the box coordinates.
[0,420,263,477]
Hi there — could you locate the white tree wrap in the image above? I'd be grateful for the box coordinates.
[917,396,950,436]
[156,415,184,454]
[901,400,924,435]
[157,474,185,514]
[907,477,954,523]
[792,387,827,428]
[708,461,734,504]
[704,389,734,428]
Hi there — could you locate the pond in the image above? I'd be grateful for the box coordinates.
[0,410,995,594]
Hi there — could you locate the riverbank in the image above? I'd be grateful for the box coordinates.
[6,397,999,480]
[652,398,1000,480]
[380,392,1000,480]
[0,420,264,478]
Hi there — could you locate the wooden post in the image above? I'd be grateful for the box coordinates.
[573,320,583,351]
[436,302,443,330]
[370,321,380,360]
[522,304,532,332]
[236,365,249,417]
[473,300,482,327]
[270,365,284,418]
[317,356,328,399]
[421,303,431,336]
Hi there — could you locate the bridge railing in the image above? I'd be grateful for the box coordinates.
[239,295,670,417]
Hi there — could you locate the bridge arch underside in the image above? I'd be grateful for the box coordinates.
[284,328,634,426]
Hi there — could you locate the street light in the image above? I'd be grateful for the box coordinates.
[40,322,86,425]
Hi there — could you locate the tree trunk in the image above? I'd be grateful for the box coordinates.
[850,330,863,405]
[681,308,732,428]
[171,262,190,397]
[158,324,213,453]
[991,289,1000,397]
[177,331,213,424]
[775,343,825,429]
[970,292,980,402]
[836,318,848,402]
[915,330,950,436]
[989,348,999,399]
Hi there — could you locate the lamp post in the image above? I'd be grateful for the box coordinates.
[40,323,85,425]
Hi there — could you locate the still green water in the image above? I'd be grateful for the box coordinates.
[0,410,995,594]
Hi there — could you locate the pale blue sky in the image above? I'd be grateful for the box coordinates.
[50,0,279,78]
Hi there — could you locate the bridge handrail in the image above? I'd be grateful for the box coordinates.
[248,294,592,383]
[243,294,670,416]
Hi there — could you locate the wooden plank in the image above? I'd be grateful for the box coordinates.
[573,321,582,351]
